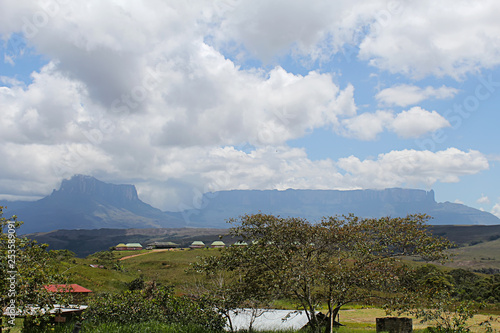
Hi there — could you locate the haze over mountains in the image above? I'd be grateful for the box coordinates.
[2,175,499,234]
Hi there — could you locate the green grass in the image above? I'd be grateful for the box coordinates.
[58,258,136,293]
[112,249,150,259]
[117,248,221,289]
[445,238,500,270]
[53,248,223,293]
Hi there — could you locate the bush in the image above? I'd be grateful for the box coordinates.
[22,320,223,333]
[84,285,225,331]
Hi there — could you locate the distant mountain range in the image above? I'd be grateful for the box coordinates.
[2,175,499,234]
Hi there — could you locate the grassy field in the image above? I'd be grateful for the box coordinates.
[335,308,499,332]
[445,238,500,270]
[59,258,135,293]
[62,248,221,293]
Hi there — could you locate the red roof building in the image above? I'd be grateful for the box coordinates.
[44,284,93,293]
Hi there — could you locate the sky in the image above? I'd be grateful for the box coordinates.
[1,0,500,217]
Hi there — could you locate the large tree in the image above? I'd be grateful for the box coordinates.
[195,213,452,332]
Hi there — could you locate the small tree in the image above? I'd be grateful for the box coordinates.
[0,206,70,330]
[195,213,452,332]
[190,253,266,332]
[85,284,226,330]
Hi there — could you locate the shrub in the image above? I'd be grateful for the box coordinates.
[84,285,225,331]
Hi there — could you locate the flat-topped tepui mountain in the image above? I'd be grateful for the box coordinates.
[175,188,500,227]
[1,175,498,234]
[2,175,184,234]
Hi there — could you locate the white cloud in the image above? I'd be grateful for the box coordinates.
[390,107,451,139]
[4,1,500,81]
[338,107,450,140]
[376,84,459,107]
[4,54,14,65]
[492,203,500,218]
[211,0,500,78]
[213,0,375,62]
[0,45,354,151]
[477,194,490,204]
[337,148,489,189]
[358,1,500,78]
[0,62,87,144]
[340,110,393,141]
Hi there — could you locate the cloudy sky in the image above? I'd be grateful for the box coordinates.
[1,0,500,217]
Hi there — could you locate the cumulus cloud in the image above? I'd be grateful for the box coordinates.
[4,1,500,81]
[376,84,459,107]
[210,0,500,78]
[212,0,375,62]
[340,110,393,140]
[0,62,88,145]
[358,0,500,78]
[390,107,451,139]
[337,148,489,189]
[338,107,450,140]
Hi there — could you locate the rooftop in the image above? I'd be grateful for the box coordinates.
[44,284,92,293]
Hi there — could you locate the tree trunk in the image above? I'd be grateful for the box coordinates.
[325,303,342,333]
[329,300,334,333]
[331,305,341,322]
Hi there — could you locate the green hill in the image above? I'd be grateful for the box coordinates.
[445,238,500,271]
[59,248,221,293]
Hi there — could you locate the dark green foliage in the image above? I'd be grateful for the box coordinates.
[448,269,500,303]
[474,268,500,275]
[0,206,72,330]
[84,285,225,331]
[126,276,145,291]
[407,266,500,304]
[87,250,115,263]
[49,249,76,261]
[21,320,224,333]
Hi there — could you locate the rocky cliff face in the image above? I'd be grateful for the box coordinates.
[53,174,139,205]
[2,175,183,234]
[176,188,498,227]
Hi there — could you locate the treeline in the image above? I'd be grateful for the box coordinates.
[413,265,500,304]
[446,268,499,303]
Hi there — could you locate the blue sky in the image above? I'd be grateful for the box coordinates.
[1,0,500,218]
